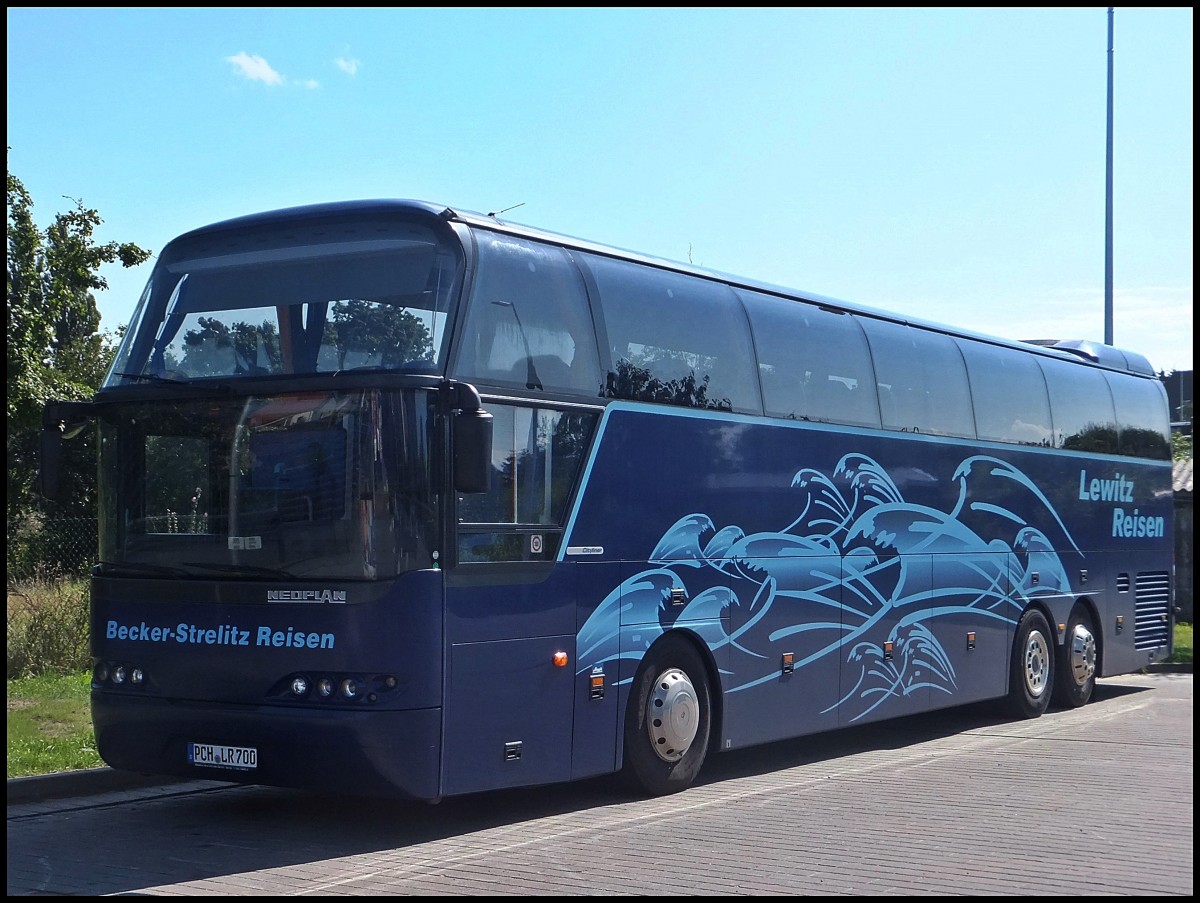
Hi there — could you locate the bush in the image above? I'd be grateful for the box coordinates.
[7,513,98,582]
[1170,622,1192,664]
[6,575,91,678]
[6,511,47,583]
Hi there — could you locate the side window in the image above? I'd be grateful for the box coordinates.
[739,290,879,427]
[453,234,602,396]
[864,319,974,439]
[1106,373,1171,460]
[957,340,1053,446]
[578,253,762,414]
[1037,356,1119,453]
[861,319,975,438]
[457,404,597,562]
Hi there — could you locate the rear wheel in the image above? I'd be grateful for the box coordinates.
[1006,608,1054,719]
[1052,606,1097,709]
[621,635,711,796]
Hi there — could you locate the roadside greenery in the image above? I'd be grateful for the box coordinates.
[1172,431,1192,460]
[7,671,101,778]
[7,576,99,777]
[1171,620,1192,664]
[7,574,91,678]
[7,152,150,577]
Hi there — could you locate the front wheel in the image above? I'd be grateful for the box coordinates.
[1052,606,1097,709]
[621,635,712,796]
[1006,608,1054,719]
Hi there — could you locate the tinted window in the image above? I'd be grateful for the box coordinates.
[958,340,1052,446]
[107,216,460,385]
[861,319,975,438]
[578,253,761,414]
[98,390,438,580]
[1106,373,1171,459]
[739,290,879,427]
[454,235,602,396]
[1037,356,1118,453]
[457,404,596,526]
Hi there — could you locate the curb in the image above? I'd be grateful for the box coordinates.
[1142,661,1193,674]
[7,767,194,806]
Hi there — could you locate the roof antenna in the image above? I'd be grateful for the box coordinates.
[487,202,525,218]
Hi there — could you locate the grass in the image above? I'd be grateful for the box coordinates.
[7,575,101,778]
[1170,621,1192,664]
[7,671,102,778]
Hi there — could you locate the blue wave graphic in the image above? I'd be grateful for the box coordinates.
[576,453,1077,723]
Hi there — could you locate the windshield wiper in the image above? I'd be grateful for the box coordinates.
[116,371,189,385]
[182,562,299,579]
[116,372,232,393]
[96,561,193,578]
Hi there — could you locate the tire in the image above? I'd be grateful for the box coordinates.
[1052,605,1097,709]
[621,635,712,796]
[1006,608,1055,719]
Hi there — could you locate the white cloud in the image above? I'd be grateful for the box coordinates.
[226,52,284,86]
[335,57,359,76]
[300,79,320,90]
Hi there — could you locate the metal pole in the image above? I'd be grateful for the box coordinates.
[1104,7,1114,345]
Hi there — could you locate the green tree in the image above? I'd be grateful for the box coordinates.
[7,154,151,521]
[1172,430,1193,461]
[326,299,434,368]
[604,358,732,411]
[176,316,281,376]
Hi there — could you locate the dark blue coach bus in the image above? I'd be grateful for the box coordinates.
[41,199,1174,800]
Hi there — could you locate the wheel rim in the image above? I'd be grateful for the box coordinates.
[1023,629,1051,698]
[646,667,700,763]
[1068,622,1097,686]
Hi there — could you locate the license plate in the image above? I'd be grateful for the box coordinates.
[188,742,258,771]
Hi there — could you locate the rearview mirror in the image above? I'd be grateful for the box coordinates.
[450,383,492,494]
[39,400,94,500]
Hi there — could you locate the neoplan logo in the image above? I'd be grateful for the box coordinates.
[266,590,347,603]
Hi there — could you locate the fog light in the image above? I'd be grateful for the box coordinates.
[340,678,358,699]
[316,678,333,698]
[291,676,309,697]
[130,668,145,685]
[111,665,126,684]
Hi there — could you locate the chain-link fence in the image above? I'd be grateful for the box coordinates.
[7,514,99,583]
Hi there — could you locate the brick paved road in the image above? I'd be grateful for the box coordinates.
[7,672,1192,896]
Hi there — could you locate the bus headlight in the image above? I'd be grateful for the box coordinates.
[316,678,334,698]
[290,676,309,697]
[340,678,358,699]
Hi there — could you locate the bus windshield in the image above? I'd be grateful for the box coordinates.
[96,389,439,580]
[105,213,462,386]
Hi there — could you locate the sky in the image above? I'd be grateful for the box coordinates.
[6,7,1194,374]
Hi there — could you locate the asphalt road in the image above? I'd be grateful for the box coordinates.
[7,671,1193,896]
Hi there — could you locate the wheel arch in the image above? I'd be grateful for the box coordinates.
[620,627,725,761]
[1067,595,1104,672]
[672,627,725,756]
[1021,597,1058,637]
[1034,594,1103,670]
